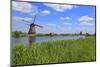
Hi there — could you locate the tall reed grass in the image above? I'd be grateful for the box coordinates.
[11,36,96,66]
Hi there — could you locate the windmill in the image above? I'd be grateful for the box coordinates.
[23,14,43,34]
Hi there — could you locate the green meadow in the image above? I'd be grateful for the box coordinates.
[11,36,96,66]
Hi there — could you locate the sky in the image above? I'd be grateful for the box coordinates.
[12,1,96,34]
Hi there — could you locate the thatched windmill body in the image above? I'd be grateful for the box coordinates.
[23,14,43,34]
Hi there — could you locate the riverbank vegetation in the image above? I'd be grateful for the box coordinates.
[11,36,96,66]
[12,31,95,37]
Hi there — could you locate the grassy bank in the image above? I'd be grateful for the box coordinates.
[11,36,96,66]
[12,31,95,37]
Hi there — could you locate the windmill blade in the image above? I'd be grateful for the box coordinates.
[22,19,32,23]
[21,19,32,25]
[32,15,37,23]
[32,10,41,24]
[35,24,43,28]
[26,24,30,26]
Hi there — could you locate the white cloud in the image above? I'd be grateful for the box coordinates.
[30,13,37,16]
[12,1,37,13]
[30,10,51,16]
[44,23,56,26]
[12,16,33,22]
[60,17,70,20]
[44,3,75,12]
[80,22,95,26]
[76,26,95,34]
[37,24,73,34]
[78,16,94,22]
[78,15,95,26]
[74,22,78,24]
[41,10,51,15]
[63,23,72,25]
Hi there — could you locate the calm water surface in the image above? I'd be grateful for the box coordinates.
[12,36,85,45]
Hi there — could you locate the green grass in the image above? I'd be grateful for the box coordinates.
[12,31,95,37]
[11,36,96,66]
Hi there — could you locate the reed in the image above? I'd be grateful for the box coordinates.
[11,36,96,66]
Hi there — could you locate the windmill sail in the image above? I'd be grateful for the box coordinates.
[28,14,43,34]
[21,13,43,34]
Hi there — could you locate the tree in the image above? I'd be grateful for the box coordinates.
[80,32,82,35]
[14,31,22,37]
[86,32,90,36]
[94,32,96,36]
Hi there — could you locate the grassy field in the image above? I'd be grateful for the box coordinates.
[11,36,96,66]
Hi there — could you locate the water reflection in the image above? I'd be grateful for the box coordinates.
[29,36,36,46]
[12,36,85,45]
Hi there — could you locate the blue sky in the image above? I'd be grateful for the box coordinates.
[12,1,96,34]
